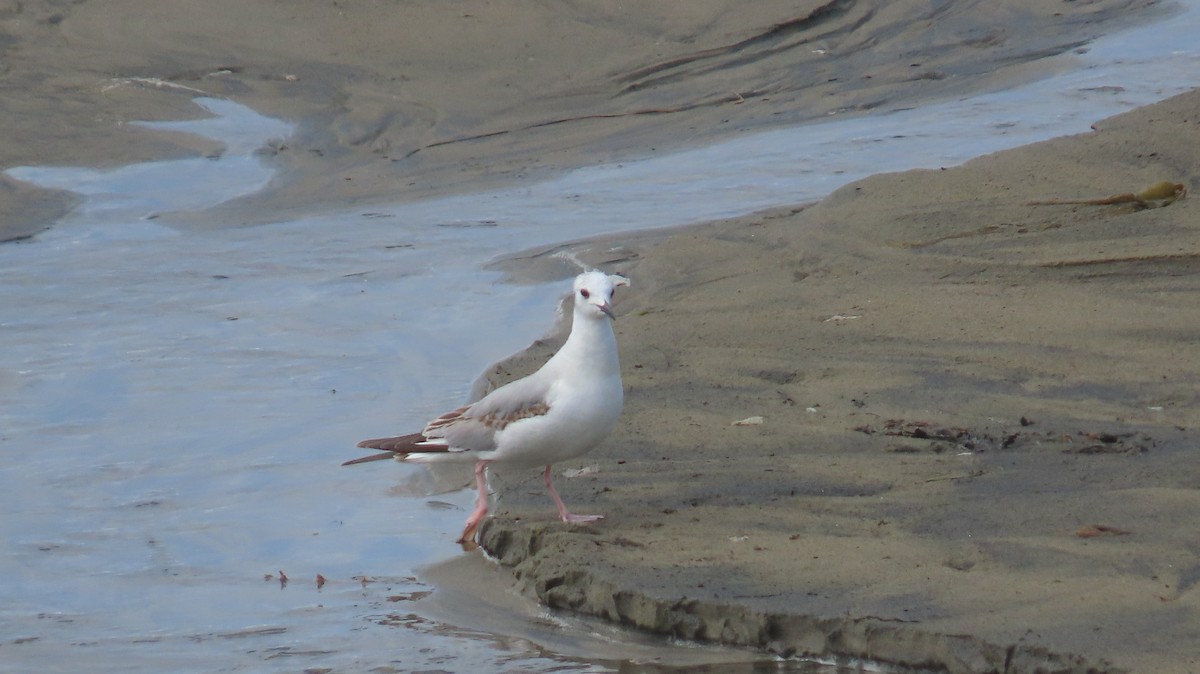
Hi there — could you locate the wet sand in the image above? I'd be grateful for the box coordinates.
[478,90,1200,672]
[5,1,1196,671]
[0,0,1165,241]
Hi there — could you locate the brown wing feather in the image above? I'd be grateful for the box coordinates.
[346,396,550,467]
[344,431,451,467]
[356,432,426,451]
[341,451,400,466]
[423,406,469,435]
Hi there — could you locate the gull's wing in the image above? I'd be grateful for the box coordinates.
[429,373,554,453]
[346,372,555,467]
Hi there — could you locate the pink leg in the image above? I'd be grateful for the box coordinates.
[457,460,491,544]
[544,465,603,524]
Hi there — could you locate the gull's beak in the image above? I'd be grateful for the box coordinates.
[599,302,616,320]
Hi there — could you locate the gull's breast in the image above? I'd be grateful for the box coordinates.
[490,373,623,465]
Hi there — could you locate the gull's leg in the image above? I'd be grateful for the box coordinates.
[457,460,492,544]
[544,465,603,524]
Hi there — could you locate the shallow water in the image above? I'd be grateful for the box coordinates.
[0,101,829,673]
[3,3,1200,671]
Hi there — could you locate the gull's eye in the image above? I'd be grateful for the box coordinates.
[579,289,590,299]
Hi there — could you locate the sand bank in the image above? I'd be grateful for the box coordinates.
[477,90,1200,673]
[0,0,1164,240]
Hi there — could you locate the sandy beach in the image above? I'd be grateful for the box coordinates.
[4,1,1197,671]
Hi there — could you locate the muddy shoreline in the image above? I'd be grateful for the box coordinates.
[474,91,1200,673]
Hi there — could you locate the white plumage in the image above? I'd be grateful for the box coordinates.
[346,270,628,544]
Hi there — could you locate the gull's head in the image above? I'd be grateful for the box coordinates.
[573,270,629,321]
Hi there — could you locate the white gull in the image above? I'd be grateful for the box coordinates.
[345,270,629,545]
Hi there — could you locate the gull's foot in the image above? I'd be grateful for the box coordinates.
[457,520,482,549]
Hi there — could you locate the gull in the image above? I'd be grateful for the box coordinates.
[345,270,628,545]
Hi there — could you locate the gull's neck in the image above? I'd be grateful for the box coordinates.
[549,310,619,377]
